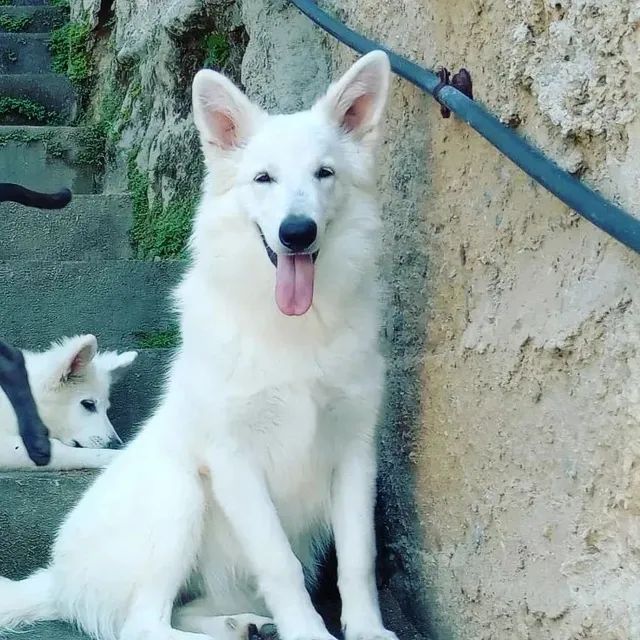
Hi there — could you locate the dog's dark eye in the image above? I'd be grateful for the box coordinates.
[254,172,274,184]
[315,166,335,179]
[81,400,97,413]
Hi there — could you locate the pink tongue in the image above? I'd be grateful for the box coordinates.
[275,254,315,316]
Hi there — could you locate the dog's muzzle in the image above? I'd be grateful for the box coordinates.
[257,226,318,266]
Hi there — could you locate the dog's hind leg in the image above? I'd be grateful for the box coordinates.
[120,593,212,640]
[51,431,208,640]
[174,599,272,640]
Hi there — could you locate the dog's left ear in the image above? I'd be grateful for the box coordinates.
[192,70,264,151]
[315,50,391,140]
[56,334,98,384]
[97,350,138,384]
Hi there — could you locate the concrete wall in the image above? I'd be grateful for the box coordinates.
[74,0,640,637]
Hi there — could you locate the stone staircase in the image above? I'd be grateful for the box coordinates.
[0,3,181,637]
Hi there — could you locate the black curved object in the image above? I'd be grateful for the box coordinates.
[0,183,72,209]
[289,0,640,255]
[0,340,51,466]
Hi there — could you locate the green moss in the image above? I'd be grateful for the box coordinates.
[128,152,198,259]
[44,138,66,159]
[149,193,197,258]
[130,78,142,100]
[0,129,72,163]
[72,83,125,170]
[0,15,31,32]
[50,20,92,86]
[0,129,52,145]
[128,152,151,253]
[0,97,53,124]
[202,32,230,68]
[98,88,126,146]
[76,124,106,169]
[49,0,70,7]
[0,0,12,6]
[134,325,180,349]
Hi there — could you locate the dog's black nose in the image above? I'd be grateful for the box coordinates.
[106,437,123,450]
[279,215,317,252]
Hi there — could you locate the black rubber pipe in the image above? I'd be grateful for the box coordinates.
[289,0,640,255]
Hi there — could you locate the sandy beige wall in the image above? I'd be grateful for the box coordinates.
[318,2,640,638]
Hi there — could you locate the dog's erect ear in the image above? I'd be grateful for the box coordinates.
[192,70,262,150]
[56,334,98,384]
[96,350,138,384]
[315,50,391,139]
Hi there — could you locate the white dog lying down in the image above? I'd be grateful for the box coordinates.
[0,50,398,640]
[0,334,137,470]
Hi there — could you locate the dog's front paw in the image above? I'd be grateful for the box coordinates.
[345,628,398,640]
[96,448,120,468]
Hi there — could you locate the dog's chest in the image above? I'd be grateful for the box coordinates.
[206,328,382,535]
[233,378,345,515]
[226,358,374,547]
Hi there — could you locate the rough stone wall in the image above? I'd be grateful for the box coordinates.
[72,0,640,638]
[72,0,246,258]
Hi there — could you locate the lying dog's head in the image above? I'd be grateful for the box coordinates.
[24,335,137,449]
[191,51,391,317]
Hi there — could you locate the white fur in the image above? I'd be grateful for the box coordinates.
[0,51,397,640]
[0,334,137,470]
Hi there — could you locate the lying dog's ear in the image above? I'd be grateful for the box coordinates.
[56,334,98,384]
[192,70,263,151]
[96,350,138,384]
[315,50,391,140]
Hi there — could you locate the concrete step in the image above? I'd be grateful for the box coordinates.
[0,6,68,33]
[0,194,133,260]
[0,33,52,74]
[109,347,174,441]
[0,260,184,350]
[7,0,50,6]
[0,126,102,194]
[0,470,95,580]
[0,73,76,124]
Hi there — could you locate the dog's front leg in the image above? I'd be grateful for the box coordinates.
[0,435,118,470]
[206,444,335,640]
[331,440,398,640]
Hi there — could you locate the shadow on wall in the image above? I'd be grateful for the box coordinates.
[375,89,434,638]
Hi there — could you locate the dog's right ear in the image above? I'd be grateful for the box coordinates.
[53,334,98,385]
[192,70,263,151]
[315,50,391,142]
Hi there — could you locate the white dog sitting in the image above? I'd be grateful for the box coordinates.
[0,50,397,640]
[0,334,137,470]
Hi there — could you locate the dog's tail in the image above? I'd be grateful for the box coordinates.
[0,570,56,629]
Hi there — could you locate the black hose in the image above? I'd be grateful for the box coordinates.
[288,0,640,255]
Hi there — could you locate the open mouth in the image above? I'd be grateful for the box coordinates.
[257,226,319,317]
[257,228,319,267]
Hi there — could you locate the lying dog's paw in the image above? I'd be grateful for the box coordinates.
[96,448,120,468]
